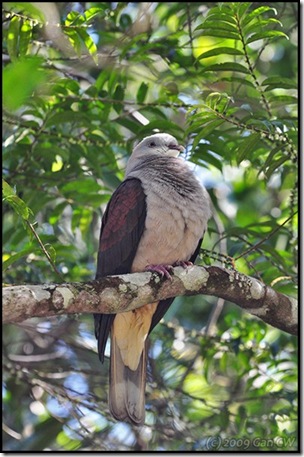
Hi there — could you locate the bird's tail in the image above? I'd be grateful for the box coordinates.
[109,334,147,425]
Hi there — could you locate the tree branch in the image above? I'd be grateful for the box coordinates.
[2,266,297,336]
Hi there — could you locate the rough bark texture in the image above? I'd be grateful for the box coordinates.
[2,265,297,336]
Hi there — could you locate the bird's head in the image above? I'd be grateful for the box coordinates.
[132,133,184,160]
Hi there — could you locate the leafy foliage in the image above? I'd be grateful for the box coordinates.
[3,2,298,451]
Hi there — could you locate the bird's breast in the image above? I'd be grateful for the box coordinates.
[131,183,210,272]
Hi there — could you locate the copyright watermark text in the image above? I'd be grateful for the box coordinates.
[204,436,297,450]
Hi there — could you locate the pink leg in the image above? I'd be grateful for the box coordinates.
[173,260,193,268]
[145,264,174,280]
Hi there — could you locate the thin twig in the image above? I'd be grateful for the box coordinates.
[234,10,272,118]
[25,221,64,281]
[204,204,227,336]
[234,213,296,260]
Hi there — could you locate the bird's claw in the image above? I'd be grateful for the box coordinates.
[145,261,193,280]
[173,260,193,268]
[145,264,174,280]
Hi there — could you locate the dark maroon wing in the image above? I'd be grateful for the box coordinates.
[94,178,147,362]
[149,237,203,333]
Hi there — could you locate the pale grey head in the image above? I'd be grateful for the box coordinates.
[132,133,184,159]
[125,133,185,175]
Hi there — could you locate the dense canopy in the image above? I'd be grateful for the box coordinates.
[3,2,298,451]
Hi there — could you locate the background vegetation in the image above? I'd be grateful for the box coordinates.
[3,2,298,451]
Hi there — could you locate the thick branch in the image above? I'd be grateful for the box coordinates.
[2,266,297,336]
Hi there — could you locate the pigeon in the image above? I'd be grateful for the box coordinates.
[94,133,212,424]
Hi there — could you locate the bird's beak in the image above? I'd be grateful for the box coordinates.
[168,143,184,157]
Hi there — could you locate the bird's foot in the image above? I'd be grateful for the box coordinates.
[173,260,193,269]
[145,264,174,280]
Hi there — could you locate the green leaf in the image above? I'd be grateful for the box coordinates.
[186,113,218,134]
[108,70,119,94]
[7,15,20,61]
[116,118,144,134]
[202,63,250,74]
[3,56,47,111]
[60,179,101,195]
[52,78,81,96]
[19,19,32,56]
[246,30,288,45]
[75,27,98,64]
[44,111,91,127]
[241,6,277,28]
[197,20,238,34]
[195,28,240,40]
[221,76,257,90]
[64,28,82,55]
[95,70,111,91]
[265,155,290,178]
[197,47,243,60]
[4,2,46,22]
[258,145,285,176]
[56,430,81,451]
[137,82,149,103]
[205,92,233,112]
[261,77,298,90]
[192,119,226,149]
[261,245,289,266]
[267,95,298,105]
[3,246,40,270]
[84,7,104,22]
[112,84,125,113]
[2,180,15,199]
[2,179,33,220]
[236,2,251,18]
[65,10,84,26]
[140,105,168,120]
[236,133,261,163]
[204,12,237,25]
[45,244,57,263]
[138,121,183,140]
[244,18,282,37]
[120,13,132,30]
[193,145,223,171]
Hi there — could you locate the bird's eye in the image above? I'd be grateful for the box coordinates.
[149,141,156,147]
